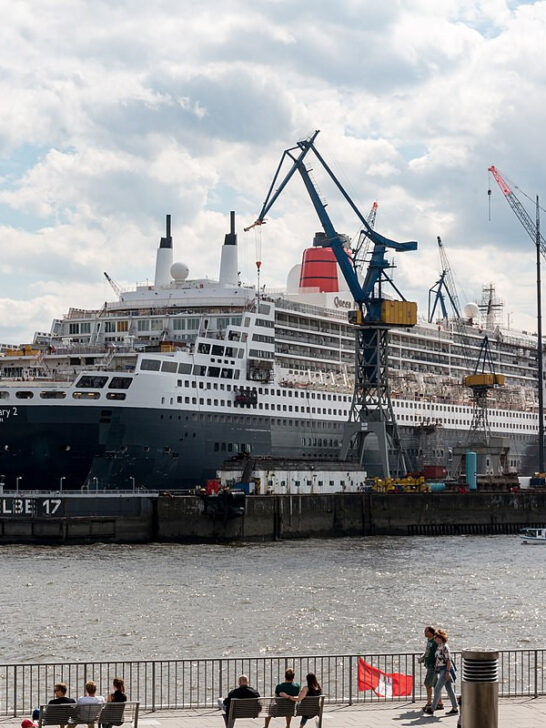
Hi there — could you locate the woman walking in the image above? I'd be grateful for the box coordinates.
[425,630,458,716]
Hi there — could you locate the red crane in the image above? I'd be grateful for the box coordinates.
[488,165,546,255]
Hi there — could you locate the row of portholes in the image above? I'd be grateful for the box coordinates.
[0,391,126,400]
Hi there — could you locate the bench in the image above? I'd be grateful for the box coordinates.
[227,696,324,728]
[37,702,140,728]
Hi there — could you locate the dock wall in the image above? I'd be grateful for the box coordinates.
[0,491,544,543]
[155,491,546,543]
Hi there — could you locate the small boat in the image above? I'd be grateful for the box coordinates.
[520,528,546,544]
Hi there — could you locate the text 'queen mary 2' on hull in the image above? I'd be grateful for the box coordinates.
[0,212,541,490]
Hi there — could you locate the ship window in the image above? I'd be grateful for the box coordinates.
[193,365,207,376]
[161,361,178,373]
[109,377,132,389]
[0,392,8,399]
[76,375,108,388]
[141,359,161,371]
[198,343,211,354]
[178,362,192,374]
[106,392,126,400]
[72,391,100,399]
[208,366,220,377]
[138,319,150,331]
[16,391,34,399]
[117,320,129,332]
[221,368,233,379]
[40,391,67,399]
[212,345,224,356]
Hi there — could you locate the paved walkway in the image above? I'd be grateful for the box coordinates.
[2,698,545,728]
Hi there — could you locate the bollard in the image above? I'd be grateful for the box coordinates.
[462,650,499,728]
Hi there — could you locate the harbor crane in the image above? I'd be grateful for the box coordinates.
[428,236,462,322]
[488,164,545,472]
[464,335,505,446]
[245,131,418,477]
[488,166,546,254]
[103,272,123,298]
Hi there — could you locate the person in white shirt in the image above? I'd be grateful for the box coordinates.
[77,681,105,705]
[72,681,105,728]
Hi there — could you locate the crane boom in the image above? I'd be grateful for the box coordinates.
[488,165,546,255]
[437,236,461,319]
[246,131,417,308]
[103,272,122,297]
[246,131,419,479]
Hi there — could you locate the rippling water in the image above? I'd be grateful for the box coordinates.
[0,536,543,663]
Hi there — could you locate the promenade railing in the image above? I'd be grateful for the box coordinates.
[1,650,544,716]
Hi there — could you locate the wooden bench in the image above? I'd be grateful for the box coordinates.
[227,696,324,728]
[37,702,139,728]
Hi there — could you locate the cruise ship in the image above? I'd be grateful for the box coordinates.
[0,213,541,490]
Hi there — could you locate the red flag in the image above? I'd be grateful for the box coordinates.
[358,658,413,697]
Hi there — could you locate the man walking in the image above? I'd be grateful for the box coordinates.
[418,626,443,711]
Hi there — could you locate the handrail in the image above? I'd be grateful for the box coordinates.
[1,649,544,716]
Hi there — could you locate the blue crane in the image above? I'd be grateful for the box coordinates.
[245,131,419,477]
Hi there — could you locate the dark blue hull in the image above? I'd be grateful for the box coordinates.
[0,404,343,490]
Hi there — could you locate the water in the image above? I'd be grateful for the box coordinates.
[0,536,543,663]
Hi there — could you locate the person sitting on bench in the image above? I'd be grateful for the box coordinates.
[222,675,260,727]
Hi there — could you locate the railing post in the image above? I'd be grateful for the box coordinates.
[534,650,538,699]
[152,661,156,712]
[219,660,223,703]
[411,654,416,704]
[13,665,17,717]
[348,657,353,705]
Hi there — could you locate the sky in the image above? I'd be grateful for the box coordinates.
[1,0,546,343]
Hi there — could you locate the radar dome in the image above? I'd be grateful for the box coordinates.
[463,302,479,319]
[286,264,302,293]
[171,262,189,282]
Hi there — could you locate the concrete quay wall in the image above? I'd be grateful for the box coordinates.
[156,491,546,542]
[0,491,544,543]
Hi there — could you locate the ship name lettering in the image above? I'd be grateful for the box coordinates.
[334,297,351,309]
[0,407,18,422]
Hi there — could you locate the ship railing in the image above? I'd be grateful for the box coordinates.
[0,649,544,715]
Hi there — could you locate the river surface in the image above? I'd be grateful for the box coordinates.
[0,536,542,663]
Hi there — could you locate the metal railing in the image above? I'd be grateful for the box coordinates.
[1,650,544,716]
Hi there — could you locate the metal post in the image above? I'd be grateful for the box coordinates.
[462,650,499,728]
[411,654,416,703]
[534,649,538,699]
[13,665,17,717]
[348,657,352,705]
[152,661,156,712]
[536,196,544,473]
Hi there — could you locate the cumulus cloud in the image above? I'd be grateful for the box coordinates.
[0,0,545,341]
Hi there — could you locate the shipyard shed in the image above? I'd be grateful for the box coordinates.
[216,457,367,494]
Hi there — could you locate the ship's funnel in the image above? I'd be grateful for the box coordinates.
[219,211,238,286]
[299,231,351,293]
[154,214,174,288]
